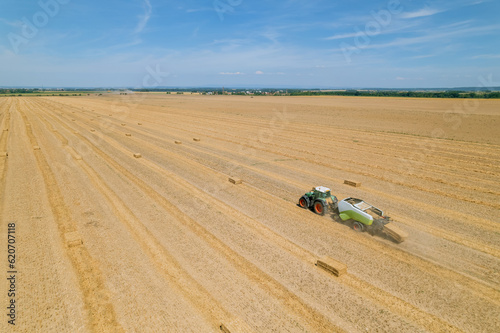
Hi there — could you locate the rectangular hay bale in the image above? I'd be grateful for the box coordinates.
[228,177,243,185]
[138,122,142,125]
[344,180,361,187]
[175,140,182,144]
[121,123,126,126]
[0,152,8,157]
[64,231,83,248]
[317,257,347,277]
[193,138,201,141]
[125,133,132,136]
[133,153,142,158]
[33,146,41,150]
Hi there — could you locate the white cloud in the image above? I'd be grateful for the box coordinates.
[135,0,152,34]
[471,54,500,59]
[186,8,213,13]
[338,24,500,52]
[219,72,245,75]
[324,22,422,41]
[255,71,264,74]
[410,54,437,59]
[439,20,474,29]
[0,18,22,28]
[401,1,489,20]
[401,8,444,19]
[324,32,363,41]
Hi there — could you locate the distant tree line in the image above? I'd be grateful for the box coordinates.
[2,88,499,99]
[0,88,104,95]
[0,89,39,94]
[287,90,500,99]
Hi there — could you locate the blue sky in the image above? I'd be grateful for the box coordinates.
[0,0,499,88]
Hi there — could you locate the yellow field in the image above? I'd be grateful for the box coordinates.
[0,94,499,332]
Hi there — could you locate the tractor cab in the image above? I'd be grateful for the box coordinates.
[312,186,338,204]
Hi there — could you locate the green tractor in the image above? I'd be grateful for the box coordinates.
[298,186,408,243]
[298,186,338,216]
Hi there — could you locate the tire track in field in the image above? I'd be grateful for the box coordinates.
[191,119,500,194]
[99,115,499,256]
[230,179,500,306]
[151,120,498,232]
[152,109,500,183]
[92,98,500,194]
[240,186,500,309]
[126,109,500,199]
[107,138,463,333]
[158,118,499,195]
[48,95,500,163]
[0,98,13,203]
[0,99,10,151]
[36,100,345,333]
[205,132,500,209]
[189,140,500,259]
[141,107,500,169]
[268,139,500,198]
[31,112,235,331]
[49,97,499,264]
[339,274,462,333]
[48,102,499,309]
[289,123,500,165]
[187,142,500,258]
[100,120,500,306]
[36,98,500,326]
[0,99,12,255]
[362,130,500,161]
[51,96,500,263]
[56,96,500,191]
[38,98,464,332]
[36,97,500,226]
[19,104,124,333]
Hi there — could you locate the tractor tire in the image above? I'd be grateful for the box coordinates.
[353,221,364,232]
[313,200,326,216]
[298,197,308,209]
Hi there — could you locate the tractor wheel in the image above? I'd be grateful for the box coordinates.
[313,200,326,216]
[353,222,364,232]
[298,197,308,208]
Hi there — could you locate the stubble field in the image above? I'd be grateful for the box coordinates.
[0,94,499,332]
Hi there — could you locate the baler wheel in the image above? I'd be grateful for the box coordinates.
[353,222,364,232]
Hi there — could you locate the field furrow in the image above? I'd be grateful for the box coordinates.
[1,95,499,332]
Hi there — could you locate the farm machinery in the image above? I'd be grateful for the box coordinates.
[298,186,408,243]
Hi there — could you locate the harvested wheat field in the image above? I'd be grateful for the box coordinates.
[0,94,499,332]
